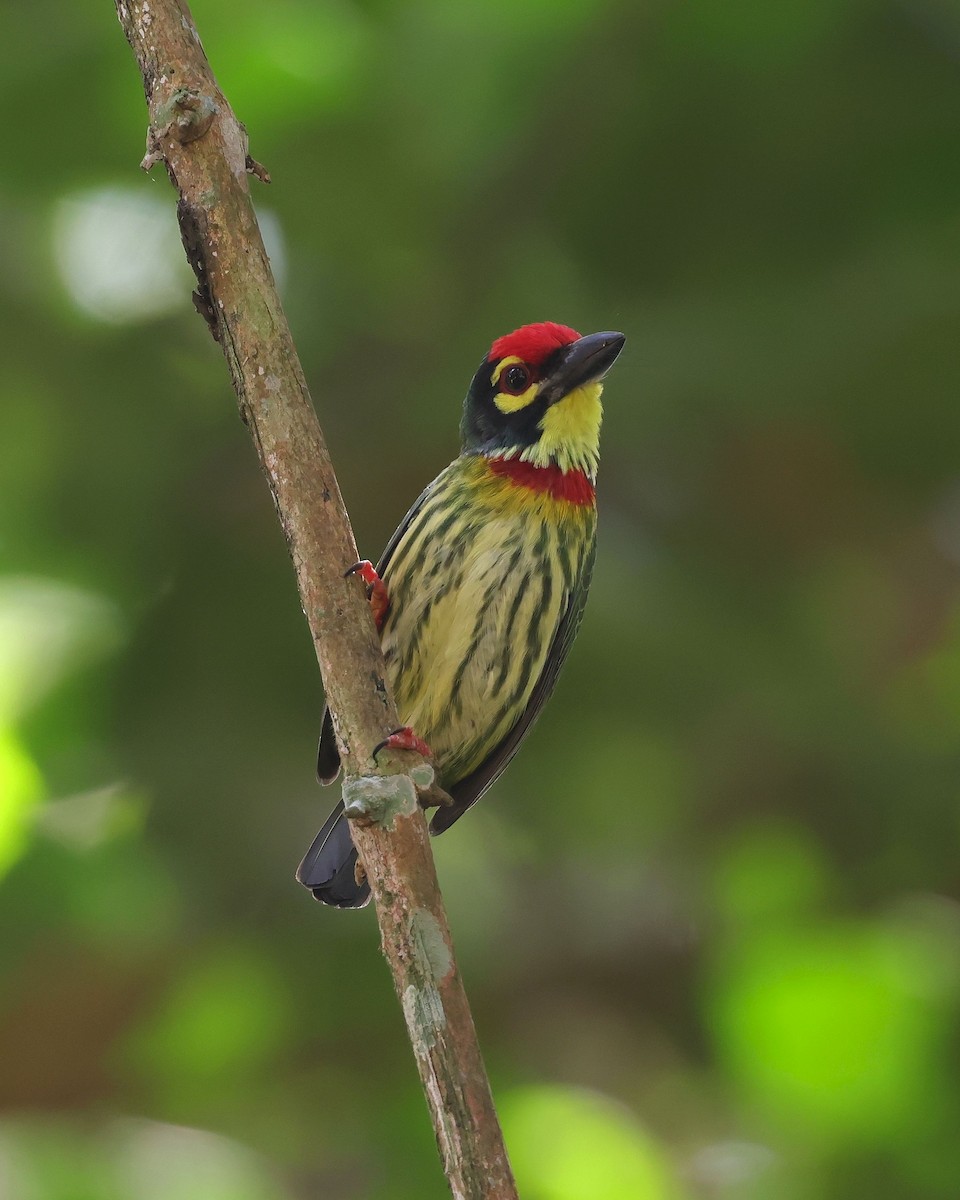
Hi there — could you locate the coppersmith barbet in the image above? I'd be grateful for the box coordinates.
[297,322,625,907]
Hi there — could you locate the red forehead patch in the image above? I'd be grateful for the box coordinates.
[488,322,581,366]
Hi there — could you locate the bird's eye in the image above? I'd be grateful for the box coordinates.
[502,364,530,395]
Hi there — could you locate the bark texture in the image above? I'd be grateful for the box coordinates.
[114,4,517,1196]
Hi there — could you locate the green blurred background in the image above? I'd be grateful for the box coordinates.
[2,1,960,1197]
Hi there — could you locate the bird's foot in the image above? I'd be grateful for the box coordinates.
[373,726,433,762]
[345,560,390,630]
[371,730,453,810]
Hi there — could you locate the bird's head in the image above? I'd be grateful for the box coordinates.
[460,322,625,478]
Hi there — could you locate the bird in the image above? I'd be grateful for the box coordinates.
[297,322,625,907]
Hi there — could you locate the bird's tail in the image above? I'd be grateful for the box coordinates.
[296,802,371,908]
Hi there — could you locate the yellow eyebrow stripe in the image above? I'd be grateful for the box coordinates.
[491,355,523,386]
[491,355,538,413]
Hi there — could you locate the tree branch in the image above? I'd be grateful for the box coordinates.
[113,4,517,1196]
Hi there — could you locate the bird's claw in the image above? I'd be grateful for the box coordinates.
[345,560,390,629]
[344,559,379,584]
[373,726,433,763]
[372,730,451,810]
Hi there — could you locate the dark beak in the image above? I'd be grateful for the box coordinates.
[541,331,625,404]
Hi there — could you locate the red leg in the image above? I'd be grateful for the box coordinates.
[345,559,390,630]
[373,727,433,761]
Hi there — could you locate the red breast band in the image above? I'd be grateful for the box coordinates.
[488,457,595,505]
